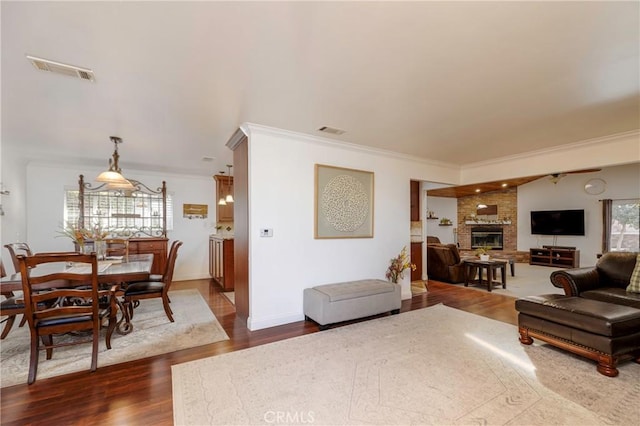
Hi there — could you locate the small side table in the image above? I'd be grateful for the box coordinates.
[463,259,507,292]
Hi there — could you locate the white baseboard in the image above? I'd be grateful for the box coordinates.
[247,312,305,331]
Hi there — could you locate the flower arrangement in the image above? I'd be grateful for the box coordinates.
[57,221,87,247]
[385,246,416,284]
[57,221,110,249]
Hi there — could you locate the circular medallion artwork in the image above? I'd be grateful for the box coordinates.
[322,174,369,232]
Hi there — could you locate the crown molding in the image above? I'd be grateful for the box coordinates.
[240,122,460,172]
[461,129,640,170]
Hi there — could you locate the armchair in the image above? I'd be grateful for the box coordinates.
[550,252,640,309]
[426,243,466,284]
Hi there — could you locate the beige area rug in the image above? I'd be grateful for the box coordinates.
[458,263,566,299]
[1,289,228,388]
[222,291,235,305]
[172,304,640,426]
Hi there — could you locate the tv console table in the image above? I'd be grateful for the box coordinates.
[529,247,580,268]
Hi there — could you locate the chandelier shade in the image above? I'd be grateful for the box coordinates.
[96,136,134,189]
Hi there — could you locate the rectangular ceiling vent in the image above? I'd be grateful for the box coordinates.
[26,55,95,82]
[318,126,346,135]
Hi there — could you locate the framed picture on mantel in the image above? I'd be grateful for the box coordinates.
[314,164,374,239]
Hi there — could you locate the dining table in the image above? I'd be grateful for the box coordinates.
[0,253,154,334]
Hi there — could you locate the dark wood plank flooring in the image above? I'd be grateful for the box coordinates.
[0,279,518,425]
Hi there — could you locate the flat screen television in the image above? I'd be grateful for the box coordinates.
[530,209,585,236]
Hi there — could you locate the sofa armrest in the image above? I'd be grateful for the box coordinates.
[550,268,601,296]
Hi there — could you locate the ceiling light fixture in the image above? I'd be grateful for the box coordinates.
[549,173,565,185]
[218,171,227,206]
[225,165,234,203]
[96,136,135,190]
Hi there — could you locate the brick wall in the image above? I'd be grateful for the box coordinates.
[456,188,517,251]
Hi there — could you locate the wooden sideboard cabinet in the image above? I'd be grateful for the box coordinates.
[209,236,234,290]
[128,237,168,275]
[529,247,580,268]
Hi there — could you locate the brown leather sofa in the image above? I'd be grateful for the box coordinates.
[426,243,466,284]
[550,252,640,308]
[516,252,640,377]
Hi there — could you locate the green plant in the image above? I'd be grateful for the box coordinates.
[475,245,492,256]
[439,217,451,225]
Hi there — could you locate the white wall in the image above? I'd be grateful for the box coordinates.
[243,124,460,330]
[424,196,458,245]
[2,161,215,279]
[517,163,640,267]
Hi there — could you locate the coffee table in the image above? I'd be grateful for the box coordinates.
[463,258,507,292]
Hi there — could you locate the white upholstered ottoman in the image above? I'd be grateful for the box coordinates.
[303,279,401,330]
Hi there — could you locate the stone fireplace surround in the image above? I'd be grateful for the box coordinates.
[456,188,529,262]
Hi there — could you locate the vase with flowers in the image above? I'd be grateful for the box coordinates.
[385,246,417,284]
[57,221,110,259]
[57,221,88,252]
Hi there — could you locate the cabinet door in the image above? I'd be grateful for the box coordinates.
[411,242,422,281]
[410,180,420,221]
[130,238,168,275]
[209,238,215,277]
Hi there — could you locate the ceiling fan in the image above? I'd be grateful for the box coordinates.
[547,168,602,184]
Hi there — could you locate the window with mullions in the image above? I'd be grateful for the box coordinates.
[64,188,173,237]
[604,199,639,252]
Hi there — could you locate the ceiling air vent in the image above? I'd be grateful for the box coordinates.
[26,55,96,82]
[318,126,346,135]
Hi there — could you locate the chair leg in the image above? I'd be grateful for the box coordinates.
[1,315,16,339]
[42,335,54,359]
[162,295,174,322]
[28,333,39,385]
[105,310,117,350]
[19,315,27,327]
[125,298,136,320]
[90,326,99,372]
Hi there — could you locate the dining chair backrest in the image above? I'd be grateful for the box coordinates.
[0,259,6,278]
[162,240,183,289]
[18,252,105,384]
[4,242,33,272]
[19,252,101,325]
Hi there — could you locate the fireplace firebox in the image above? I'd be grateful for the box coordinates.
[471,227,503,250]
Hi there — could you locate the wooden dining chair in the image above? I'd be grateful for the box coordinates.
[1,259,27,339]
[18,252,118,385]
[4,242,33,273]
[122,240,182,323]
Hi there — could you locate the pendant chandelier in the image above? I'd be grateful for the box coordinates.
[96,136,135,190]
[217,171,227,206]
[225,164,234,203]
[217,165,234,206]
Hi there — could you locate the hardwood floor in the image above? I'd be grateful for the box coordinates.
[0,279,518,425]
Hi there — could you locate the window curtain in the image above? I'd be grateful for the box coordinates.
[602,199,612,253]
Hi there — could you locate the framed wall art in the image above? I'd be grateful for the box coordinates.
[314,164,374,239]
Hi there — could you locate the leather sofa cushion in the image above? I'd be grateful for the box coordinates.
[581,288,640,309]
[597,252,638,288]
[515,294,640,337]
